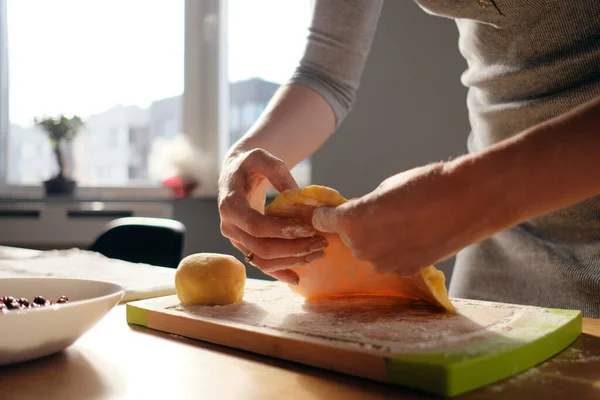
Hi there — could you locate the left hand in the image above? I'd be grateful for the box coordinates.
[312,162,488,277]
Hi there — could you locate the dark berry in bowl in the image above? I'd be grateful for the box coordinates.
[6,300,21,310]
[18,298,30,308]
[33,296,50,306]
[0,295,69,313]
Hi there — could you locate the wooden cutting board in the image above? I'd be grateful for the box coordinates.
[126,279,582,397]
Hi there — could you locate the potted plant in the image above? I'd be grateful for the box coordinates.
[34,115,84,196]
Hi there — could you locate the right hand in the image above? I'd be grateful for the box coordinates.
[218,148,328,285]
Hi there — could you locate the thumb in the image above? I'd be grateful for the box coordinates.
[252,150,298,192]
[312,206,340,233]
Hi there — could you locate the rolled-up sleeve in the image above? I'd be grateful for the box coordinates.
[290,0,384,125]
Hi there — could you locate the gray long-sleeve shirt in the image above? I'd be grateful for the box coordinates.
[290,0,600,316]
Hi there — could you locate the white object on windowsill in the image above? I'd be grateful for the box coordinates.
[148,133,217,196]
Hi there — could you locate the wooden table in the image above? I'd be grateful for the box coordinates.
[1,306,600,400]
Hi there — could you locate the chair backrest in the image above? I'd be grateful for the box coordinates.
[89,217,186,268]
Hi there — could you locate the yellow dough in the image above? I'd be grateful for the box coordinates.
[175,253,246,305]
[265,185,454,312]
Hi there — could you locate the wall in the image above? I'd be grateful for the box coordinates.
[178,1,471,283]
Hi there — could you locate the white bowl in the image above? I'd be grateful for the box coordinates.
[0,277,125,366]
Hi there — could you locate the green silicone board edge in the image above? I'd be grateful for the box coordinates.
[126,303,149,327]
[387,309,582,397]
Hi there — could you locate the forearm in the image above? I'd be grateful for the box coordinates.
[225,0,383,169]
[449,96,600,234]
[224,83,336,169]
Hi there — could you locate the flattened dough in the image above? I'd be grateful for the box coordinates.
[265,185,454,312]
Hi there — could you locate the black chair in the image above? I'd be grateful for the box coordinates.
[89,217,186,268]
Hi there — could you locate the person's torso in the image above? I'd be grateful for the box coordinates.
[415,0,600,240]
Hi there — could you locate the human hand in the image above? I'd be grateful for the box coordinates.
[312,163,484,277]
[218,148,328,284]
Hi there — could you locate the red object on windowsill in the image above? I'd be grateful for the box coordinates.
[163,176,198,198]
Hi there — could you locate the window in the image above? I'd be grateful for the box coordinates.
[230,105,240,133]
[108,128,120,148]
[163,118,178,139]
[0,0,313,197]
[3,0,184,191]
[226,0,312,186]
[241,103,254,128]
[0,0,8,185]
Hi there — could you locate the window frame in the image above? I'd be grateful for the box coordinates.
[0,0,8,187]
[0,0,225,200]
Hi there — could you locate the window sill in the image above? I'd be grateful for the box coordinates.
[0,184,220,202]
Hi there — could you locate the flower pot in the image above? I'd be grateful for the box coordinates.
[43,175,77,197]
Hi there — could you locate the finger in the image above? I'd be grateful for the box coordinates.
[231,240,300,286]
[223,224,328,260]
[269,270,300,286]
[251,251,326,273]
[245,149,298,192]
[221,196,315,239]
[311,206,341,233]
[229,239,248,256]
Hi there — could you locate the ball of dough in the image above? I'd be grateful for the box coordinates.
[175,253,246,305]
